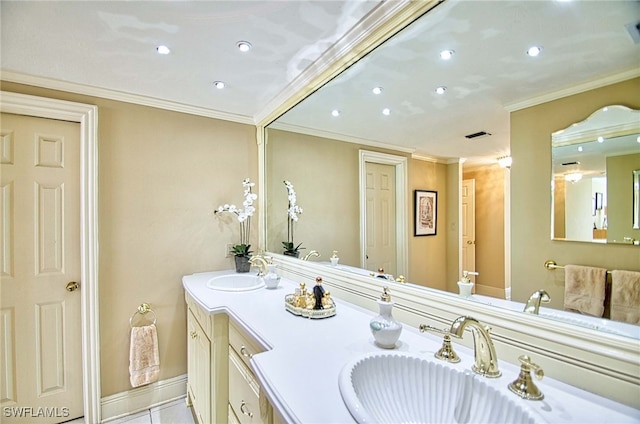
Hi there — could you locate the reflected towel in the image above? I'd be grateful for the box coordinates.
[129,324,160,388]
[611,270,640,325]
[563,265,607,317]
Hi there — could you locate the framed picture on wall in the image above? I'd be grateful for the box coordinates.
[414,190,437,236]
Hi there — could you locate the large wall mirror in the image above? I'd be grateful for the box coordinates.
[552,105,640,244]
[264,0,640,338]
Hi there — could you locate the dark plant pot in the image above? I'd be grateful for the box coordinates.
[283,251,300,258]
[235,256,251,273]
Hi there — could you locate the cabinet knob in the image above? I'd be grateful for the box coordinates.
[240,400,253,418]
[240,345,253,358]
[190,331,198,339]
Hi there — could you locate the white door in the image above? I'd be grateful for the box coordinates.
[1,113,83,423]
[365,162,396,276]
[462,179,476,285]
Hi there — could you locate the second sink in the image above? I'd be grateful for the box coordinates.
[339,352,536,423]
[206,274,265,292]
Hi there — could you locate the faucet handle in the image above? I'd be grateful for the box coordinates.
[419,325,461,363]
[508,355,544,400]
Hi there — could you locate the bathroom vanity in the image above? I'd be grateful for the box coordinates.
[183,269,639,424]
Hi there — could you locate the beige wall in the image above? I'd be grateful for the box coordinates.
[463,165,506,296]
[266,129,449,288]
[266,129,361,265]
[511,77,640,309]
[1,81,258,396]
[409,158,448,290]
[607,153,640,243]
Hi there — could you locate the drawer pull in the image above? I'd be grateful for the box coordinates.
[240,400,253,418]
[240,345,253,359]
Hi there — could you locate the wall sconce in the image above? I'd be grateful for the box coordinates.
[564,172,583,183]
[497,156,512,169]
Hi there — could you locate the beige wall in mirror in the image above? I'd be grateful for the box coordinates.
[265,128,449,289]
[512,77,640,315]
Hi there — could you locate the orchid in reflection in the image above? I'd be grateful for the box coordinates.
[282,180,305,257]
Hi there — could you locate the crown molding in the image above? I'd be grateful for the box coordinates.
[268,121,415,154]
[0,70,254,125]
[504,68,640,112]
[254,0,441,127]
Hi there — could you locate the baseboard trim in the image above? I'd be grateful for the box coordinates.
[101,374,187,422]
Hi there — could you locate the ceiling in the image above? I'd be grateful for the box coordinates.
[274,0,640,164]
[1,0,639,164]
[0,0,381,120]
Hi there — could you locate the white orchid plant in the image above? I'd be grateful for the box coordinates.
[215,178,257,258]
[282,180,304,256]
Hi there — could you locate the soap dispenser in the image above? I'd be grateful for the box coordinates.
[457,270,478,298]
[263,257,281,289]
[330,250,340,266]
[369,287,402,349]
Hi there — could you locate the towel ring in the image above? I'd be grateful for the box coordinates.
[129,303,157,328]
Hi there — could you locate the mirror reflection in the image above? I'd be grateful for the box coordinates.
[552,105,640,244]
[264,0,640,337]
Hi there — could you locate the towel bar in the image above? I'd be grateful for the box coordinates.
[544,260,612,274]
[129,303,157,328]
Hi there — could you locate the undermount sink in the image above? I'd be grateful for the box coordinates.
[206,274,265,292]
[339,352,536,424]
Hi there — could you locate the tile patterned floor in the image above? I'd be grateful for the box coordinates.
[67,398,196,424]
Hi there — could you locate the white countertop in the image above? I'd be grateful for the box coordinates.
[183,270,640,424]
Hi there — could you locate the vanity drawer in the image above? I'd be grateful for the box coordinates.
[229,348,269,424]
[185,293,211,337]
[229,321,265,369]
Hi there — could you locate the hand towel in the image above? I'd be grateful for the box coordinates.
[611,270,640,325]
[563,264,607,317]
[129,324,160,388]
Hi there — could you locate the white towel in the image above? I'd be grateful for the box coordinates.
[129,324,160,388]
[611,270,640,325]
[563,264,607,317]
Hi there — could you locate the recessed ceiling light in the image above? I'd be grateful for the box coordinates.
[156,45,171,55]
[382,108,391,116]
[597,136,604,143]
[527,46,543,57]
[372,87,383,95]
[435,86,447,94]
[237,41,252,52]
[637,136,640,143]
[603,107,609,112]
[577,146,583,152]
[213,81,225,89]
[440,49,455,60]
[331,109,340,117]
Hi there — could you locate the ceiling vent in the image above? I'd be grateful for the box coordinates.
[465,131,492,139]
[562,161,580,166]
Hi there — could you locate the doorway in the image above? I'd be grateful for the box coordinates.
[0,92,100,423]
[359,150,407,278]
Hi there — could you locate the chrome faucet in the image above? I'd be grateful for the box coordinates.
[523,290,551,315]
[449,316,501,378]
[302,250,320,261]
[248,256,268,277]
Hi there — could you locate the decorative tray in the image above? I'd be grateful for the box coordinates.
[284,278,336,319]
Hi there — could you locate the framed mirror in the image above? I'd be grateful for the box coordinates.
[552,106,640,244]
[263,0,640,337]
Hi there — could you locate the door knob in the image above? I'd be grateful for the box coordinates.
[66,281,80,292]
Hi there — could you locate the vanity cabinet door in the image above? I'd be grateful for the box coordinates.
[187,310,211,424]
[229,348,270,424]
[228,322,273,424]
